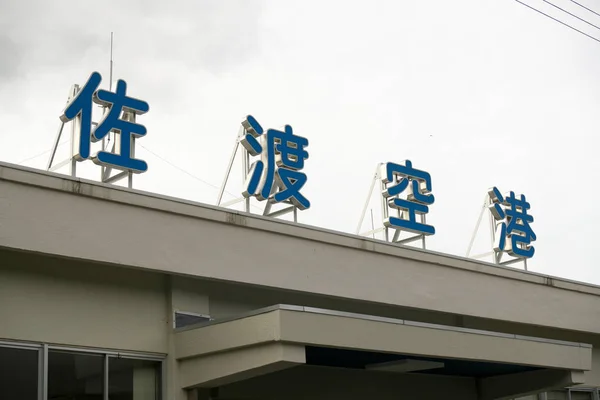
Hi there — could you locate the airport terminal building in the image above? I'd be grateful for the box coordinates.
[1,161,599,400]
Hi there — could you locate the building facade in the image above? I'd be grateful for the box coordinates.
[0,161,599,400]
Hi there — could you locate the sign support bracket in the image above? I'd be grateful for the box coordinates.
[216,122,298,222]
[47,85,135,189]
[356,162,428,249]
[465,192,529,270]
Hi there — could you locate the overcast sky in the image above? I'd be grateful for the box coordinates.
[1,0,599,284]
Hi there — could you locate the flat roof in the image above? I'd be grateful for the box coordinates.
[1,160,598,297]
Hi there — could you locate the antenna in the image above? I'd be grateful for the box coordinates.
[109,32,114,91]
[103,32,114,152]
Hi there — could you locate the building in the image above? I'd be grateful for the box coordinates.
[0,161,598,400]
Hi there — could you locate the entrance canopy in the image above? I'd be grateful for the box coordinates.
[175,305,591,400]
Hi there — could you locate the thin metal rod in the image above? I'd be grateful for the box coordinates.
[216,133,241,205]
[470,251,495,259]
[267,205,295,218]
[47,121,65,170]
[263,201,273,216]
[221,197,245,208]
[359,227,385,236]
[71,84,81,177]
[355,164,381,234]
[293,206,298,223]
[465,194,489,257]
[500,258,525,266]
[70,116,77,177]
[109,32,114,92]
[46,344,164,360]
[489,201,495,248]
[49,84,78,173]
[104,170,128,184]
[369,209,375,239]
[49,158,71,172]
[524,258,528,271]
[102,140,117,179]
[40,344,48,400]
[38,347,43,400]
[392,228,401,242]
[489,198,499,264]
[244,149,250,213]
[103,354,109,400]
[421,213,427,249]
[396,235,422,245]
[0,341,42,349]
[128,134,134,188]
[380,175,390,242]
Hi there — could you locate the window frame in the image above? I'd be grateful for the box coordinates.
[0,339,165,400]
[0,340,43,400]
[173,310,211,329]
[567,388,600,400]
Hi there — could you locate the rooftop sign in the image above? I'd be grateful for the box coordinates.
[47,71,536,269]
[48,71,149,187]
[240,115,310,210]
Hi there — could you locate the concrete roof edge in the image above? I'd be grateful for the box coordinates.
[1,161,598,297]
[175,304,593,349]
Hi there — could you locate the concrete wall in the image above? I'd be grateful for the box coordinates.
[0,251,169,354]
[1,249,600,398]
[3,163,600,397]
[2,164,600,338]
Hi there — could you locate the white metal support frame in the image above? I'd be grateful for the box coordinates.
[47,85,80,177]
[103,354,109,400]
[216,124,299,222]
[465,192,528,270]
[46,86,135,188]
[39,344,48,400]
[355,162,428,249]
[47,34,136,189]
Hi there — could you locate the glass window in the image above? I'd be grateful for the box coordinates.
[0,343,161,400]
[174,311,210,329]
[48,350,104,400]
[109,357,161,400]
[0,346,38,400]
[571,391,594,400]
[546,391,568,400]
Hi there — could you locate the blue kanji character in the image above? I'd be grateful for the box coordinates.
[60,72,102,160]
[241,115,266,198]
[489,187,536,258]
[240,115,310,210]
[60,71,150,173]
[382,160,435,235]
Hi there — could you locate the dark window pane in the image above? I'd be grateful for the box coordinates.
[49,350,104,400]
[547,391,568,400]
[109,358,161,400]
[174,312,210,329]
[0,346,38,400]
[571,391,593,400]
